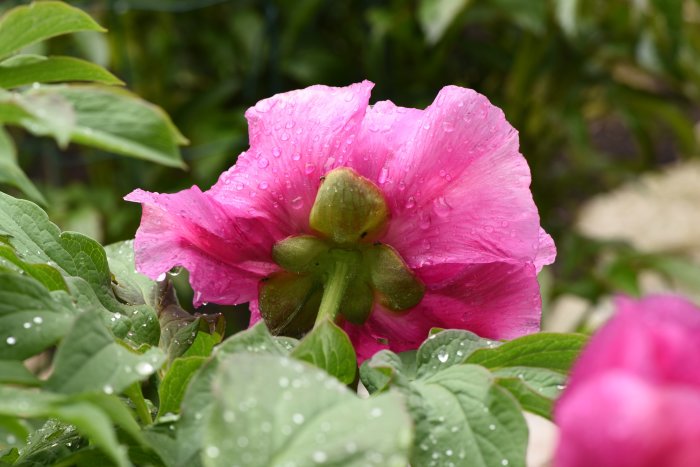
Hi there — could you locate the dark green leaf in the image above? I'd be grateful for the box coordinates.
[466,332,587,372]
[158,356,206,418]
[493,367,568,419]
[0,388,130,467]
[415,329,496,378]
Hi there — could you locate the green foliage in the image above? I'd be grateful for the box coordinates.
[204,354,413,467]
[0,1,185,204]
[291,317,357,384]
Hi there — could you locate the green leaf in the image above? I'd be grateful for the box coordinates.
[291,317,356,384]
[182,331,221,358]
[55,85,187,168]
[415,329,497,378]
[0,55,123,89]
[466,332,587,372]
[0,244,67,291]
[360,350,415,393]
[0,273,76,360]
[493,367,568,419]
[157,356,206,418]
[0,126,45,204]
[0,2,105,61]
[409,365,528,467]
[0,360,39,386]
[45,310,165,395]
[204,354,413,467]
[0,88,75,146]
[166,323,299,467]
[0,389,130,467]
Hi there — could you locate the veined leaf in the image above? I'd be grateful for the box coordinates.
[0,126,45,204]
[0,2,105,60]
[0,55,122,89]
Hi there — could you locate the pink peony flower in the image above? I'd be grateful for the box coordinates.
[555,295,700,467]
[126,81,555,360]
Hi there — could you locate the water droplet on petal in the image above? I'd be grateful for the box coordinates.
[442,120,455,133]
[304,163,315,174]
[157,272,166,282]
[258,158,269,168]
[258,181,269,190]
[433,196,452,217]
[405,196,416,209]
[273,147,281,157]
[290,196,304,210]
[377,167,389,184]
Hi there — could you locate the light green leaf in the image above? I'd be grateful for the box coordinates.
[0,55,122,89]
[359,350,414,393]
[493,367,568,419]
[0,2,105,60]
[158,356,206,418]
[465,332,587,372]
[0,359,39,386]
[0,126,45,204]
[45,310,165,395]
[418,0,471,44]
[415,329,496,378]
[0,244,67,291]
[409,365,528,467]
[291,317,356,384]
[0,273,76,360]
[204,354,413,467]
[0,88,75,146]
[56,85,187,168]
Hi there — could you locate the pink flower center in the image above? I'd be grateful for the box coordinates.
[258,167,424,336]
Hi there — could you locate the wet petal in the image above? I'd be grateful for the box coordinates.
[378,86,550,269]
[125,187,277,306]
[208,81,374,237]
[344,261,541,361]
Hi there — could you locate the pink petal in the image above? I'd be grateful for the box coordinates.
[535,228,556,271]
[555,371,700,467]
[344,261,541,362]
[208,81,374,238]
[248,299,262,327]
[564,294,700,392]
[373,86,549,269]
[125,188,277,306]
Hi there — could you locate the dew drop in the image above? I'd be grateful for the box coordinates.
[292,413,304,424]
[501,460,509,466]
[23,322,31,329]
[103,385,114,394]
[157,272,166,282]
[489,424,496,431]
[312,451,327,463]
[273,147,281,157]
[437,350,449,363]
[370,407,382,418]
[258,157,270,168]
[304,163,315,174]
[433,196,452,217]
[258,181,269,190]
[281,132,290,141]
[442,120,455,133]
[279,377,290,388]
[292,153,301,161]
[237,436,249,447]
[135,362,154,375]
[405,196,416,209]
[5,337,16,346]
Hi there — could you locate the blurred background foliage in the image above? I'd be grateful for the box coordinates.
[2,0,699,322]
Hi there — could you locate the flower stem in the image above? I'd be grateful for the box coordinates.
[316,259,352,325]
[125,382,152,425]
